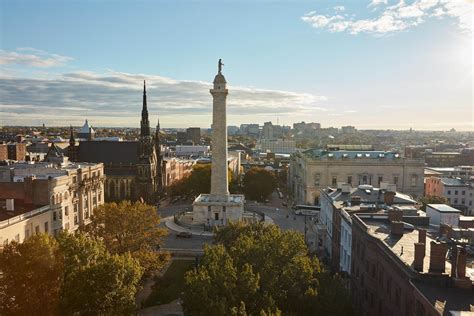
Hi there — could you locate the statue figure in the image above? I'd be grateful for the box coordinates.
[218,59,224,73]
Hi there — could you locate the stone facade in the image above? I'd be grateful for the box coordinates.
[289,149,425,205]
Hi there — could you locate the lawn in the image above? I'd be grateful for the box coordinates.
[143,259,195,307]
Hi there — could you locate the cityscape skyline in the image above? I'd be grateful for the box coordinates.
[1,0,472,130]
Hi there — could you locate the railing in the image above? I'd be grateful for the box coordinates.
[0,205,50,229]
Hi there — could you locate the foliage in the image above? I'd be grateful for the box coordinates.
[242,167,277,201]
[418,195,449,211]
[167,163,234,197]
[143,260,194,307]
[57,232,143,315]
[0,234,64,316]
[183,222,329,315]
[0,232,144,316]
[84,201,169,274]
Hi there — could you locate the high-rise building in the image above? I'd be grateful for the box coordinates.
[186,127,201,145]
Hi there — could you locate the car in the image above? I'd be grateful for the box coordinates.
[176,231,192,238]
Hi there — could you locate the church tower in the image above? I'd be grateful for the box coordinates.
[68,125,77,162]
[137,81,157,203]
[154,119,163,192]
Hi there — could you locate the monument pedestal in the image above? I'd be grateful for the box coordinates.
[192,194,244,227]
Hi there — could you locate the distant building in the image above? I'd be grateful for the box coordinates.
[162,157,195,187]
[69,82,162,203]
[175,145,210,156]
[77,119,95,140]
[340,125,356,134]
[426,204,462,226]
[262,121,274,139]
[0,161,105,247]
[227,125,239,136]
[425,175,474,215]
[0,143,26,161]
[186,127,201,145]
[425,152,463,167]
[259,139,296,154]
[351,211,473,315]
[289,149,424,204]
[176,131,189,145]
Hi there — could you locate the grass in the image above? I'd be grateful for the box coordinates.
[143,259,195,307]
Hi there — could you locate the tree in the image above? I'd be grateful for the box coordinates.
[57,232,143,315]
[184,222,323,315]
[0,234,64,316]
[418,195,449,211]
[83,201,169,274]
[242,167,277,201]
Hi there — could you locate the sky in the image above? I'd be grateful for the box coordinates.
[0,0,472,130]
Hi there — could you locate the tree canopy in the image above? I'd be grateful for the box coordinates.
[0,232,144,316]
[418,195,449,211]
[242,167,277,201]
[83,201,169,274]
[183,222,352,315]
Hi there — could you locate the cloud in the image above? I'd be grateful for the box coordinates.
[302,0,473,35]
[334,6,345,12]
[0,48,73,67]
[0,71,327,127]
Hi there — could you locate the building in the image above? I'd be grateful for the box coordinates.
[426,204,462,227]
[289,149,425,205]
[262,121,274,139]
[259,139,296,154]
[425,152,463,167]
[0,161,105,247]
[175,145,210,157]
[425,176,474,215]
[351,211,473,316]
[176,131,189,145]
[319,184,418,273]
[340,125,356,134]
[162,157,195,187]
[69,82,162,203]
[193,60,244,227]
[186,127,201,145]
[0,143,27,161]
[77,119,95,140]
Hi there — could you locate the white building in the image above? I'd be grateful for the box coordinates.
[175,145,210,156]
[289,149,424,205]
[426,204,462,227]
[424,176,474,216]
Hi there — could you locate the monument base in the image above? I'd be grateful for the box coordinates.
[192,193,245,227]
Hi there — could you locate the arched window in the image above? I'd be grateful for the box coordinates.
[110,181,116,199]
[120,181,126,198]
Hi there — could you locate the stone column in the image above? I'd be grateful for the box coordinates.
[210,68,229,197]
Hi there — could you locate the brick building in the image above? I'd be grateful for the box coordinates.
[0,143,26,161]
[351,210,473,316]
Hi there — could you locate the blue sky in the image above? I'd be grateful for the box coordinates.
[0,0,472,130]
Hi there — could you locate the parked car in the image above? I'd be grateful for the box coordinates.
[176,232,192,238]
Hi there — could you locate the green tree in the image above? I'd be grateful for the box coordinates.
[0,234,64,316]
[84,201,169,274]
[242,167,277,201]
[184,222,323,315]
[418,195,449,211]
[57,232,143,315]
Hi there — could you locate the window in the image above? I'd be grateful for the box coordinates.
[332,176,337,187]
[411,175,418,187]
[44,222,49,233]
[393,176,399,185]
[447,190,451,195]
[461,199,465,205]
[214,213,219,220]
[454,198,458,204]
[15,234,20,242]
[35,226,40,234]
[362,175,368,184]
[347,176,352,185]
[378,176,383,186]
[462,191,465,195]
[314,174,320,186]
[25,228,30,239]
[65,206,69,216]
[74,216,78,225]
[53,211,57,221]
[455,190,458,195]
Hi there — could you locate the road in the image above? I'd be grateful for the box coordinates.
[158,191,315,251]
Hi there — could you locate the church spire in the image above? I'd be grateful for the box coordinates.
[140,80,150,137]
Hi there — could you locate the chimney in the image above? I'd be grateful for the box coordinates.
[388,209,403,222]
[341,183,351,194]
[384,191,396,206]
[429,241,448,273]
[6,198,14,211]
[452,246,467,279]
[351,195,361,206]
[418,229,426,244]
[414,242,425,271]
[391,221,404,236]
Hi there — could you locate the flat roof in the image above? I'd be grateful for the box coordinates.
[427,204,462,213]
[0,199,48,221]
[412,281,474,314]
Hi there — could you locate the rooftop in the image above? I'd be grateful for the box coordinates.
[302,149,402,160]
[428,204,462,213]
[194,194,244,204]
[325,185,416,205]
[0,199,49,222]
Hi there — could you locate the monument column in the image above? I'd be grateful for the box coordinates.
[210,59,229,197]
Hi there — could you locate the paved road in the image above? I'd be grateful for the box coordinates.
[158,192,315,251]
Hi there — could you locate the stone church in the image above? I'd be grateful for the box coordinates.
[68,82,162,203]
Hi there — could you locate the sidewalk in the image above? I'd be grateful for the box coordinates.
[164,216,214,237]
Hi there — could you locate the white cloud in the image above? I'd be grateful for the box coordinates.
[0,48,73,67]
[302,0,473,35]
[334,6,345,12]
[0,70,327,127]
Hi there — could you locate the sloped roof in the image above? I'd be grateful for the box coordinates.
[78,141,138,164]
